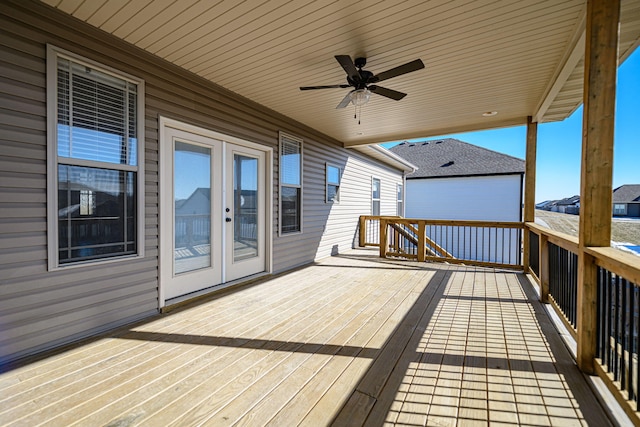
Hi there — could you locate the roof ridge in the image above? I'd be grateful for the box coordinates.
[443,138,525,162]
[388,138,524,179]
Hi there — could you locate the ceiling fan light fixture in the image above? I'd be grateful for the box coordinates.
[350,88,371,106]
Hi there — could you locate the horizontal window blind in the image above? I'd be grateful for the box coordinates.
[57,58,137,166]
[280,136,301,186]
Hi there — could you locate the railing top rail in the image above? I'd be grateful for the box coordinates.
[585,246,640,285]
[526,222,579,253]
[373,216,524,229]
[360,215,400,220]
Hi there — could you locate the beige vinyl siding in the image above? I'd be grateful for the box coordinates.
[0,1,404,364]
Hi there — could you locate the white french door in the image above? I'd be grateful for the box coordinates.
[160,125,267,304]
[225,144,266,282]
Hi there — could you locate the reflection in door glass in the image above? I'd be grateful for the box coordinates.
[234,154,258,262]
[174,141,211,274]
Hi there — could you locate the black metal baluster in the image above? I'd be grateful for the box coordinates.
[549,243,557,299]
[636,283,640,410]
[492,227,496,263]
[628,280,635,401]
[575,253,579,325]
[508,228,512,265]
[558,248,567,314]
[474,227,482,261]
[608,270,614,374]
[560,248,564,312]
[568,250,573,323]
[597,266,603,360]
[616,275,627,390]
[614,273,620,381]
[600,269,611,372]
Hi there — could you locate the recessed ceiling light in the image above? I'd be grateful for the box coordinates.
[356,132,364,136]
[482,111,498,117]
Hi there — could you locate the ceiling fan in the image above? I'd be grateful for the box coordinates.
[300,55,425,109]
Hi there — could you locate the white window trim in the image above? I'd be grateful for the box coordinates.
[372,177,381,216]
[325,163,341,203]
[397,183,404,216]
[46,45,145,270]
[278,131,303,236]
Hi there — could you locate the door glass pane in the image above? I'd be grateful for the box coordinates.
[174,141,211,274]
[234,154,259,261]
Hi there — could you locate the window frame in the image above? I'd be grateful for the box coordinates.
[46,45,145,270]
[396,183,404,216]
[372,177,381,216]
[278,132,303,236]
[325,163,341,203]
[613,203,627,215]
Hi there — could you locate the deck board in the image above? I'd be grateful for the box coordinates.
[0,249,615,426]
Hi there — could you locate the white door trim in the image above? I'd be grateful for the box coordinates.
[158,116,273,308]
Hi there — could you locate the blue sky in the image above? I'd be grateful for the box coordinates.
[382,49,639,203]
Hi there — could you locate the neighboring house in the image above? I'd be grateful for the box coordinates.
[390,138,525,221]
[536,200,555,210]
[0,5,414,364]
[390,138,525,264]
[553,195,581,215]
[613,184,640,217]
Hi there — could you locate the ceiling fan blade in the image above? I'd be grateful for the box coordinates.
[369,85,407,101]
[335,55,360,82]
[371,59,425,83]
[336,91,353,109]
[300,84,351,90]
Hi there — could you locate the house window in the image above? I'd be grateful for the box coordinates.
[47,46,144,268]
[372,178,381,216]
[397,184,403,216]
[326,164,341,203]
[613,204,627,215]
[279,132,302,234]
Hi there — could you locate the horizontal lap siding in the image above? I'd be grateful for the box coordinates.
[0,9,159,364]
[0,1,404,364]
[272,143,403,272]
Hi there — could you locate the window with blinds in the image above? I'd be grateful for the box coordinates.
[48,46,144,267]
[279,133,302,234]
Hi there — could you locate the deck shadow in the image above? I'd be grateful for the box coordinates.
[329,268,614,426]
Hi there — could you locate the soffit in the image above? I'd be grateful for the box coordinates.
[40,0,640,146]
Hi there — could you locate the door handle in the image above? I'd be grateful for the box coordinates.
[226,217,232,222]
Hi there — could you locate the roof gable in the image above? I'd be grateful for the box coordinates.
[613,184,640,202]
[389,138,525,179]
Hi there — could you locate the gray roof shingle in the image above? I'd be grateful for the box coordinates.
[613,184,640,202]
[389,138,525,179]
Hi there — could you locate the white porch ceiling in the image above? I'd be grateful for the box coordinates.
[41,0,640,146]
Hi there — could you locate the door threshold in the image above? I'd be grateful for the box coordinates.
[162,271,271,313]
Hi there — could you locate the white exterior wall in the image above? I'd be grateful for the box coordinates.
[404,175,523,221]
[272,141,405,272]
[314,154,403,261]
[404,174,523,263]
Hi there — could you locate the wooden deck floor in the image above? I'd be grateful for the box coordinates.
[0,249,613,426]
